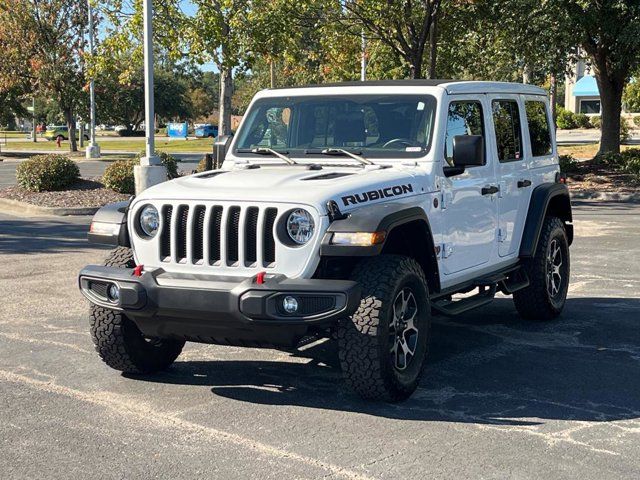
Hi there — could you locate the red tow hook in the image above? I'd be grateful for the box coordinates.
[256,271,266,285]
[133,265,144,277]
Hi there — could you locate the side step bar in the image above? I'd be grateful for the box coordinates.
[432,285,497,317]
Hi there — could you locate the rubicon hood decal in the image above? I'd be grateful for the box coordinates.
[341,184,414,206]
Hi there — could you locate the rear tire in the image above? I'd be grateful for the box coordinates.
[337,255,431,402]
[513,216,570,320]
[89,247,184,374]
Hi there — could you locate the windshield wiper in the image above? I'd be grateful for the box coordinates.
[319,148,374,166]
[249,147,297,165]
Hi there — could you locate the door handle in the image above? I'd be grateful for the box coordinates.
[481,185,500,195]
[517,179,532,188]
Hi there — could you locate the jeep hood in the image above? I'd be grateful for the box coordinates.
[134,165,426,214]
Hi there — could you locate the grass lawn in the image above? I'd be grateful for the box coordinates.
[558,143,637,159]
[2,137,213,154]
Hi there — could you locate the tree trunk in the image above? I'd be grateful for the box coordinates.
[597,73,624,155]
[65,108,77,152]
[269,59,275,88]
[549,74,557,129]
[428,14,438,79]
[410,53,424,79]
[219,67,233,136]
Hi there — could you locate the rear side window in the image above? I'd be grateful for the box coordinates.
[525,101,552,157]
[445,101,484,166]
[492,100,523,162]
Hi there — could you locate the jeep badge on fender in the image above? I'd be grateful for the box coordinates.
[79,80,572,402]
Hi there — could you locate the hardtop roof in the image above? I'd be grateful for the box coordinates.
[268,79,547,96]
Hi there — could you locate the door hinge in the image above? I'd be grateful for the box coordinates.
[442,243,454,258]
[497,228,507,243]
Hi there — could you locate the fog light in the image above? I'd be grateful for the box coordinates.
[108,284,120,302]
[282,296,298,314]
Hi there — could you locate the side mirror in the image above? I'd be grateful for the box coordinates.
[214,134,233,167]
[453,135,484,167]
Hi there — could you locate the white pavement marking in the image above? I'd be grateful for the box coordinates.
[0,369,375,480]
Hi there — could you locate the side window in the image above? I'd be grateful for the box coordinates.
[492,100,523,162]
[525,101,552,157]
[445,101,484,166]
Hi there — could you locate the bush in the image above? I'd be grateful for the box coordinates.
[574,113,592,129]
[558,154,579,173]
[103,152,180,194]
[102,159,136,194]
[594,151,623,167]
[634,116,640,128]
[620,117,631,142]
[133,151,180,179]
[16,154,80,192]
[116,129,145,137]
[590,115,601,129]
[556,107,578,129]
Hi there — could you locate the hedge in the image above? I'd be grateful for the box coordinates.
[16,154,80,192]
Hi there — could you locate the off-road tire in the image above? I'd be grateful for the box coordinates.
[514,216,570,320]
[337,255,431,402]
[89,247,184,374]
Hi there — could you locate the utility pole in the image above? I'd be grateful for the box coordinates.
[86,0,100,158]
[134,0,166,193]
[360,30,367,81]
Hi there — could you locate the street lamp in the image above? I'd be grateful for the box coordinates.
[86,0,100,159]
[133,0,166,194]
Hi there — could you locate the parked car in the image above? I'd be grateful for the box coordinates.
[79,80,572,402]
[194,123,218,138]
[44,125,89,141]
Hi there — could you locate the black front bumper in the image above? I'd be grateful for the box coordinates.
[78,266,361,347]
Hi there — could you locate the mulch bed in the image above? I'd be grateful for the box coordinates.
[0,178,129,208]
[567,161,640,194]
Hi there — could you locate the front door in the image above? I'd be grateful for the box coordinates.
[488,95,531,257]
[441,97,498,276]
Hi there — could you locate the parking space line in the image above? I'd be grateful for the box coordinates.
[0,369,375,480]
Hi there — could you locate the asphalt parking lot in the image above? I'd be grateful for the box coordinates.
[1,201,639,479]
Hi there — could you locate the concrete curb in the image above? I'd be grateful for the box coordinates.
[571,191,640,203]
[0,197,98,216]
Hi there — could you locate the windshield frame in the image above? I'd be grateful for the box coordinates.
[232,94,438,160]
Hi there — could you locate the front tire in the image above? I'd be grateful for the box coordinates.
[89,247,185,374]
[337,255,431,402]
[513,216,570,320]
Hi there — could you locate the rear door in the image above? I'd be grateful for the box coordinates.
[487,95,530,257]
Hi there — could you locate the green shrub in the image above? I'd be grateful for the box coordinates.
[574,113,592,129]
[558,154,579,173]
[556,107,577,129]
[634,116,640,128]
[16,154,80,192]
[590,115,601,129]
[134,151,180,179]
[103,153,180,194]
[594,151,623,166]
[620,117,631,142]
[102,159,137,194]
[620,149,640,180]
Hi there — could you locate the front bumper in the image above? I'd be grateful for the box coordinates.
[78,265,361,346]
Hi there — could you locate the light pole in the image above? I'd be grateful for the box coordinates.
[360,29,367,81]
[133,0,166,194]
[86,0,100,159]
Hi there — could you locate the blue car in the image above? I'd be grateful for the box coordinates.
[194,124,218,138]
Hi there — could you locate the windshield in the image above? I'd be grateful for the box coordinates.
[234,94,437,159]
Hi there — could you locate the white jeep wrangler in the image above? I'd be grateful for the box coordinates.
[79,80,573,401]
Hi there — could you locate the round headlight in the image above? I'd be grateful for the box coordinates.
[286,209,315,245]
[139,205,159,238]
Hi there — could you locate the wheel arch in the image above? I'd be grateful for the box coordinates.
[520,182,573,259]
[87,200,132,247]
[320,204,441,293]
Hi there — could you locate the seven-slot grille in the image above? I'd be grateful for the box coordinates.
[158,204,278,267]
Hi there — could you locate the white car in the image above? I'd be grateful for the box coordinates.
[79,80,573,401]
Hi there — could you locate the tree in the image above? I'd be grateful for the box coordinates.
[0,0,90,152]
[336,0,443,79]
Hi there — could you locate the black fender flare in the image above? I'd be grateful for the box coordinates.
[87,200,132,247]
[519,183,573,258]
[320,203,440,292]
